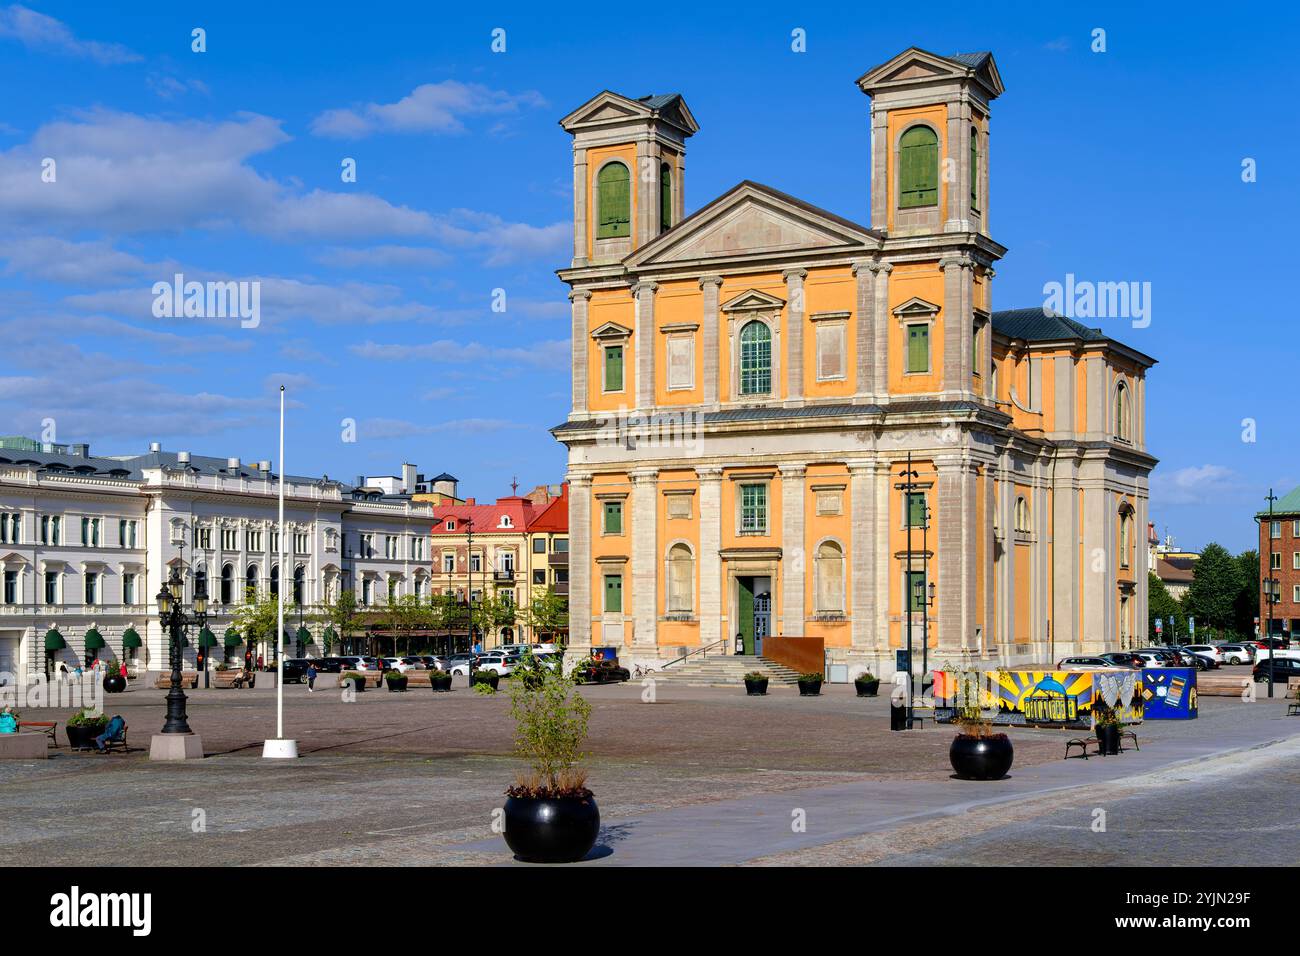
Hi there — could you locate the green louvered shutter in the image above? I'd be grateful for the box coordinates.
[970,126,980,210]
[604,345,623,392]
[604,574,622,613]
[907,324,929,373]
[899,126,938,208]
[596,163,630,238]
[660,163,672,232]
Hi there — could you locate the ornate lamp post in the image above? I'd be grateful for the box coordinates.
[156,565,207,735]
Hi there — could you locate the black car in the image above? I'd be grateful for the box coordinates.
[1252,658,1300,683]
[572,659,630,684]
[315,657,345,673]
[1099,652,1143,669]
[280,659,309,683]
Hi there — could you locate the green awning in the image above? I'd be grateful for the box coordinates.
[83,628,106,651]
[223,627,242,648]
[296,625,311,643]
[44,628,66,651]
[121,627,142,649]
[197,626,219,649]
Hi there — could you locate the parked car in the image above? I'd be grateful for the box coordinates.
[315,657,345,673]
[417,655,448,671]
[1099,652,1144,669]
[1257,637,1291,650]
[476,653,515,676]
[1214,643,1255,664]
[280,659,308,683]
[380,657,415,673]
[1252,658,1300,683]
[1182,644,1224,663]
[445,653,479,677]
[572,659,631,684]
[338,655,379,671]
[1180,651,1215,671]
[1056,656,1117,669]
[1134,650,1170,667]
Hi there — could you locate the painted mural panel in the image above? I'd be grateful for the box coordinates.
[934,669,1143,730]
[1141,667,1198,719]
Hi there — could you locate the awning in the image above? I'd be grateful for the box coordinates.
[83,627,106,651]
[197,626,219,649]
[296,625,311,644]
[121,627,142,649]
[322,626,337,642]
[44,628,66,650]
[223,627,241,648]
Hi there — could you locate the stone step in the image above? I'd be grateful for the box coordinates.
[650,655,805,686]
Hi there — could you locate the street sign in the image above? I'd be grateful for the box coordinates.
[1188,616,1195,637]
[1155,618,1163,636]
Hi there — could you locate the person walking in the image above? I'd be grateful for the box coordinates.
[306,662,317,692]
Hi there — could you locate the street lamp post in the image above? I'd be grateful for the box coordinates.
[156,565,206,736]
[896,454,920,729]
[1263,489,1278,699]
[465,517,476,661]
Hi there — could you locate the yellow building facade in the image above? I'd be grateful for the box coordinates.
[552,48,1156,675]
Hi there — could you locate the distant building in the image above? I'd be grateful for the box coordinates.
[1258,486,1300,638]
[1147,525,1199,602]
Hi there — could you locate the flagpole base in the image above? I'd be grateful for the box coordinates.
[261,738,299,759]
[150,733,205,761]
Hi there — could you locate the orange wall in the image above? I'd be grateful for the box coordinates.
[586,144,637,260]
[885,104,949,231]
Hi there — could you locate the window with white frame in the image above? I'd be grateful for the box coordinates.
[41,515,61,545]
[411,536,425,561]
[739,483,769,535]
[192,525,211,550]
[120,519,139,549]
[82,517,102,547]
[0,512,20,544]
[84,571,98,605]
[123,573,136,605]
[246,529,263,552]
[470,553,482,573]
[384,535,398,559]
[220,528,237,551]
[44,570,59,604]
[294,532,310,554]
[442,552,455,573]
[360,533,374,558]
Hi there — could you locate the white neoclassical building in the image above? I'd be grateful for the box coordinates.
[0,440,441,680]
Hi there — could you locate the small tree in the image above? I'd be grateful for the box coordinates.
[1233,549,1260,639]
[232,589,297,662]
[323,589,361,655]
[1185,543,1241,639]
[472,592,515,644]
[507,654,592,798]
[521,587,569,643]
[1148,571,1184,644]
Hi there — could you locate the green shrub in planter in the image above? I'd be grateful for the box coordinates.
[742,671,769,696]
[471,670,500,691]
[66,707,108,750]
[384,670,408,692]
[797,672,824,696]
[854,672,880,697]
[341,671,366,692]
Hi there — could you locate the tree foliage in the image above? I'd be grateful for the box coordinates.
[520,586,569,640]
[1184,543,1243,637]
[1147,572,1184,644]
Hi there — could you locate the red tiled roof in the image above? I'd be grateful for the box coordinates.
[528,483,568,533]
[430,495,540,535]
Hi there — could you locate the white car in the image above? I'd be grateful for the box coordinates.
[1134,651,1168,667]
[381,657,415,673]
[339,656,378,671]
[1214,644,1254,664]
[476,653,515,676]
[1182,644,1223,663]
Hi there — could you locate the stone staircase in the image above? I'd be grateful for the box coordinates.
[649,654,803,687]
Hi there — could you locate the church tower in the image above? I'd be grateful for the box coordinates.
[559,91,699,267]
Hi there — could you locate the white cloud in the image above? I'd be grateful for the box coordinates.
[1151,464,1245,506]
[430,209,568,266]
[0,4,141,64]
[311,81,545,138]
[317,245,451,270]
[350,337,569,368]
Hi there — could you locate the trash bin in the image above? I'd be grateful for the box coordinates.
[890,699,909,731]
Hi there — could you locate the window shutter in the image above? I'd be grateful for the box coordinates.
[596,163,630,238]
[907,324,928,373]
[660,164,672,232]
[605,345,623,391]
[899,126,939,208]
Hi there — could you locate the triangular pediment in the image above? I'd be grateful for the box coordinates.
[857,47,1004,100]
[892,296,942,318]
[721,289,786,313]
[590,321,632,340]
[560,91,699,136]
[625,181,878,270]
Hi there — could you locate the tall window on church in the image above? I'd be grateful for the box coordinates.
[814,540,845,613]
[906,323,930,373]
[667,543,694,613]
[970,126,980,210]
[221,563,234,604]
[899,126,939,208]
[660,163,672,232]
[739,321,771,395]
[596,162,630,239]
[1115,382,1131,442]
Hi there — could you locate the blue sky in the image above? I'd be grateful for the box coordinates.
[0,1,1294,552]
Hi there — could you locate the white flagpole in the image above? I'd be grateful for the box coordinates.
[263,384,298,758]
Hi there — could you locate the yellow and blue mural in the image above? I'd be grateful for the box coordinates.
[934,670,1144,730]
[1141,667,1198,720]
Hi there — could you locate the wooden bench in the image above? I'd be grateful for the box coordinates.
[97,724,128,755]
[212,669,254,689]
[1121,730,1139,751]
[1065,737,1098,759]
[153,672,199,689]
[17,721,57,747]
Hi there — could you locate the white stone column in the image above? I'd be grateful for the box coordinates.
[782,269,806,406]
[632,280,658,411]
[565,474,593,666]
[935,457,966,653]
[569,289,591,416]
[944,93,973,233]
[697,466,723,647]
[848,459,877,650]
[940,254,973,399]
[572,146,588,266]
[700,275,722,408]
[851,260,874,402]
[870,262,891,399]
[630,468,658,651]
[779,464,806,635]
[870,106,888,232]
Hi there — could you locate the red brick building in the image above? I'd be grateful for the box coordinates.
[1258,486,1300,638]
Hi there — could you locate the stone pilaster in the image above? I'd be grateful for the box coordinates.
[572,146,588,266]
[997,451,1014,661]
[848,459,877,649]
[851,260,874,402]
[565,473,593,666]
[1051,461,1079,654]
[944,93,974,233]
[696,466,723,647]
[699,275,723,408]
[778,464,806,635]
[982,462,996,659]
[569,289,591,416]
[782,269,807,405]
[632,280,658,411]
[870,262,891,399]
[939,254,973,399]
[634,137,661,248]
[630,468,659,651]
[870,106,888,232]
[935,458,966,654]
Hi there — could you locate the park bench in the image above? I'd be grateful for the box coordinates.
[1065,730,1139,759]
[17,721,57,748]
[153,672,199,689]
[212,669,254,689]
[96,722,128,755]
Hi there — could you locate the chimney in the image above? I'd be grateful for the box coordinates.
[258,460,271,473]
[149,442,161,453]
[355,474,366,488]
[177,451,191,465]
[466,497,476,506]
[70,443,89,457]
[227,457,240,471]
[402,462,418,494]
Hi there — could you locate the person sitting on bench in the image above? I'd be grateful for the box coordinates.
[94,714,126,752]
[0,708,16,734]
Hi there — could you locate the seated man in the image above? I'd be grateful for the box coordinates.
[94,714,126,752]
[0,708,16,734]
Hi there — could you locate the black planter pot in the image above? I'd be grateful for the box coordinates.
[67,723,106,751]
[744,677,768,696]
[854,678,880,697]
[103,674,127,694]
[798,679,823,697]
[503,794,600,863]
[430,674,453,692]
[949,734,1014,780]
[471,671,500,690]
[386,676,408,692]
[1096,724,1121,756]
[344,675,365,693]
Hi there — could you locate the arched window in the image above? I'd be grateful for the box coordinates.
[660,163,672,232]
[246,564,258,599]
[596,162,630,239]
[667,543,694,613]
[270,564,280,597]
[970,125,980,209]
[899,125,939,208]
[221,563,234,605]
[739,320,772,395]
[1114,382,1131,442]
[293,565,305,605]
[1014,496,1030,534]
[814,540,845,613]
[1119,512,1132,569]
